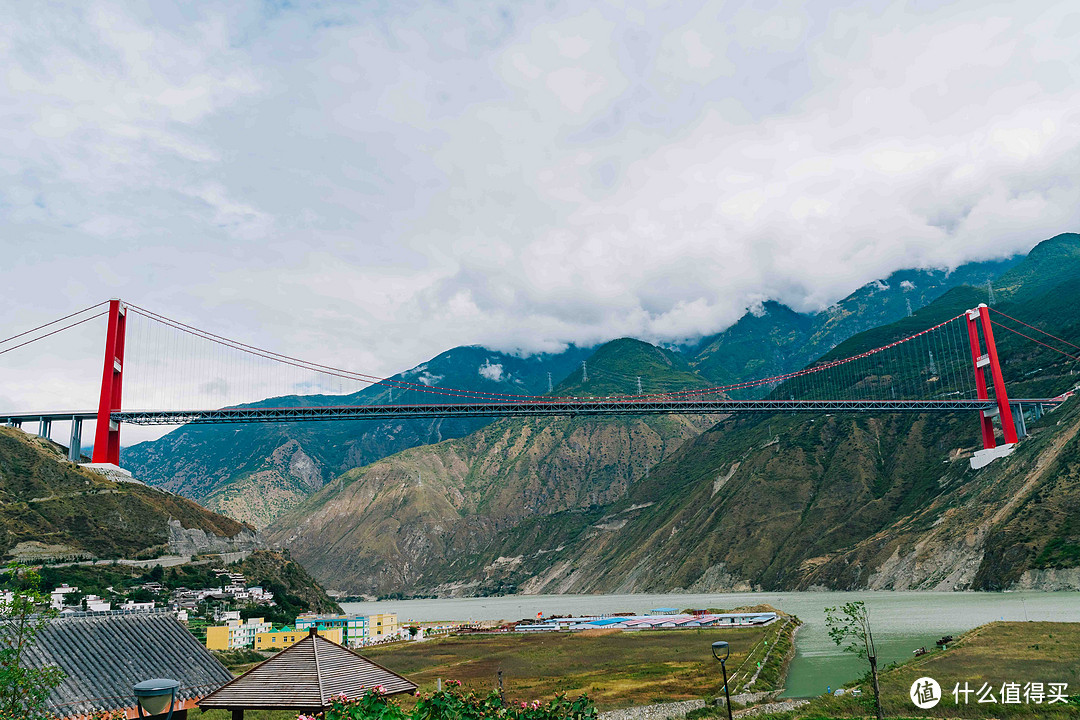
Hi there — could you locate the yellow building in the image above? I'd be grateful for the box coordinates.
[205,617,272,650]
[254,626,342,651]
[205,624,229,651]
[369,613,398,640]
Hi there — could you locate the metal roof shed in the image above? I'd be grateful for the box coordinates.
[198,627,417,719]
[22,609,233,720]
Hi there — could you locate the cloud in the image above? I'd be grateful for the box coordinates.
[1,0,1079,441]
[478,360,505,382]
[900,280,916,291]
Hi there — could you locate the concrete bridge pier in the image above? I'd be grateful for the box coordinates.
[68,417,83,462]
[1012,403,1028,439]
[38,417,52,439]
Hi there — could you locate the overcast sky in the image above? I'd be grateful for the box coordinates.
[2,0,1079,428]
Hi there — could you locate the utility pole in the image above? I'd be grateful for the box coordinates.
[581,361,588,383]
[637,376,642,394]
[547,372,553,393]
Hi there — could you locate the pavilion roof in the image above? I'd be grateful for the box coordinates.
[198,629,417,711]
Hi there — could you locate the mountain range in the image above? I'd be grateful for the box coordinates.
[261,233,1080,596]
[124,253,1019,527]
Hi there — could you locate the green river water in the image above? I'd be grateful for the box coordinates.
[343,590,1080,697]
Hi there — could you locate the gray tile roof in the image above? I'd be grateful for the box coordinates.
[199,630,417,711]
[22,610,233,719]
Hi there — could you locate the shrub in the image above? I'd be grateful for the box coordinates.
[304,683,597,720]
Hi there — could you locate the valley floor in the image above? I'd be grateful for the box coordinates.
[195,619,1080,720]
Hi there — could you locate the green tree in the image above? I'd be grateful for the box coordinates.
[0,563,65,720]
[824,601,882,720]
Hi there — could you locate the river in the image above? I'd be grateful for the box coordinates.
[343,590,1080,697]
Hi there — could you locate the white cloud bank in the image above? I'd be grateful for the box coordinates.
[1,0,1079,428]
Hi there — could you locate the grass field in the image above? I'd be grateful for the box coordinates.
[742,621,1080,719]
[361,620,795,710]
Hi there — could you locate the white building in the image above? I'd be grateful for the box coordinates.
[50,584,79,611]
[83,595,111,612]
[120,601,155,612]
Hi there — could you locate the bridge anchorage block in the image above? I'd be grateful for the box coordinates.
[970,443,1015,470]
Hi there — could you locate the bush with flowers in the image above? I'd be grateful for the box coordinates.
[301,680,597,720]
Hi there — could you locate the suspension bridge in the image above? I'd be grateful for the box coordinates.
[2,299,1077,467]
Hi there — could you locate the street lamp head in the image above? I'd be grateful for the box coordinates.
[134,678,179,719]
[712,641,729,662]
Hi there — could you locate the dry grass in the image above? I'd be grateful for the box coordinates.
[361,624,789,710]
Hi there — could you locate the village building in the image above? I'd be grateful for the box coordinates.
[295,611,399,646]
[254,625,342,650]
[205,616,273,650]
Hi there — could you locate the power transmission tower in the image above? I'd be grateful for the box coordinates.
[581,361,588,383]
[906,298,913,317]
[636,376,642,394]
[987,278,996,305]
[928,350,938,375]
[547,372,553,393]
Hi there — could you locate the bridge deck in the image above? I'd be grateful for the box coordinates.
[1,399,1065,426]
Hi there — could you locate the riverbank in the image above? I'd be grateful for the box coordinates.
[344,589,1080,696]
[723,621,1080,719]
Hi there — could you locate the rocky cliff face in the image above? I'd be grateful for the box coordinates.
[266,412,718,596]
[166,518,261,557]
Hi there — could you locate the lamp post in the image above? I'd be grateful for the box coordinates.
[134,678,179,720]
[711,641,733,720]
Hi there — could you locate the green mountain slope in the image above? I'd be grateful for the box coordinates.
[689,257,1020,391]
[268,233,1080,596]
[123,345,592,527]
[0,426,256,562]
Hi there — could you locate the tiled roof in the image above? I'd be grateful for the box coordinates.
[23,610,233,719]
[199,630,417,711]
